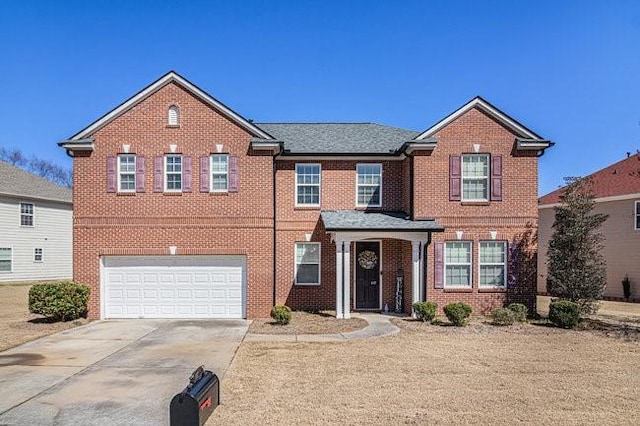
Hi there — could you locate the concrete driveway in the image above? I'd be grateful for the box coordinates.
[0,319,248,425]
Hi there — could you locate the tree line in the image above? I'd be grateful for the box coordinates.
[0,147,72,188]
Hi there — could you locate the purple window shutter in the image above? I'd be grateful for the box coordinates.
[199,156,210,193]
[229,155,239,193]
[135,156,145,193]
[449,155,461,201]
[434,242,444,289]
[106,156,117,193]
[183,156,192,192]
[491,155,503,201]
[153,156,164,192]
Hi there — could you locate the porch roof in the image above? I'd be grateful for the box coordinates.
[321,210,444,232]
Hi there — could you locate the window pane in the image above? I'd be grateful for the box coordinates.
[480,242,505,263]
[446,265,470,286]
[296,264,319,284]
[21,203,33,215]
[480,265,505,286]
[297,186,319,205]
[120,174,135,190]
[463,155,488,177]
[0,248,11,272]
[119,155,135,172]
[167,174,182,190]
[357,186,380,206]
[296,243,319,263]
[212,174,228,190]
[166,156,182,172]
[462,179,488,200]
[212,155,228,172]
[21,215,33,226]
[446,242,471,263]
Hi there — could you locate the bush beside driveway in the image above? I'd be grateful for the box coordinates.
[0,283,87,351]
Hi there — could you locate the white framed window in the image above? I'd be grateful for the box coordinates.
[635,201,640,230]
[462,154,489,201]
[0,247,11,272]
[118,154,136,192]
[165,155,182,191]
[479,241,507,288]
[168,105,179,126]
[444,241,472,288]
[295,164,321,206]
[34,248,43,263]
[211,154,229,192]
[295,242,320,285]
[20,202,34,227]
[356,163,382,207]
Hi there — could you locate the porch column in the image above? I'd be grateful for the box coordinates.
[335,240,344,319]
[411,240,421,318]
[343,240,351,319]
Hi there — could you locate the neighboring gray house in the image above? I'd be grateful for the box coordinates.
[0,161,72,282]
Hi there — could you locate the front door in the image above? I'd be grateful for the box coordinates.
[355,241,381,309]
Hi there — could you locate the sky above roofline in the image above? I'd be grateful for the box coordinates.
[1,0,639,196]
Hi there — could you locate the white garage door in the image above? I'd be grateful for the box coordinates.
[102,256,246,319]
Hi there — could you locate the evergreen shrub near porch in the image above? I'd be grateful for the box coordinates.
[412,302,437,322]
[443,302,472,326]
[270,305,292,325]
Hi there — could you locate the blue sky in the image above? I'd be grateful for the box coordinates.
[1,0,639,195]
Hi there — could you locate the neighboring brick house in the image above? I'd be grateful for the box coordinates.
[538,154,640,301]
[0,161,72,282]
[60,71,552,319]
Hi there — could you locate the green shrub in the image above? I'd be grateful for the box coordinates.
[412,301,438,322]
[29,282,90,321]
[443,302,472,326]
[507,303,528,322]
[492,308,516,326]
[270,305,292,325]
[548,300,580,329]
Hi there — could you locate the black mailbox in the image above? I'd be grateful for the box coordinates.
[170,366,219,426]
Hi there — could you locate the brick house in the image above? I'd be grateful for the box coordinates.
[538,154,640,301]
[60,71,552,319]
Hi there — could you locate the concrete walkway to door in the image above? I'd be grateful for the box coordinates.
[244,312,401,342]
[0,319,248,426]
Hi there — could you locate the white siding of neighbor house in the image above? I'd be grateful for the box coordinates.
[0,196,72,282]
[538,198,640,300]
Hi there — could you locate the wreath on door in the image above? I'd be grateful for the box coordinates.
[358,250,378,270]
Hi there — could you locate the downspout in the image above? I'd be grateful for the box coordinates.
[272,154,277,307]
[409,155,414,220]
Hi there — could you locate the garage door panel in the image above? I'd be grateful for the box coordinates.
[103,256,246,319]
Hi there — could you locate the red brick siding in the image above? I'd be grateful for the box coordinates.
[72,82,274,319]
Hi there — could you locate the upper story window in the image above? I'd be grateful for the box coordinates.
[168,105,179,126]
[211,154,229,192]
[34,248,43,263]
[479,241,506,288]
[0,247,11,272]
[462,154,489,201]
[165,155,182,191]
[118,154,136,192]
[295,242,320,285]
[356,164,382,207]
[635,201,640,230]
[445,241,472,288]
[20,202,34,226]
[295,164,321,206]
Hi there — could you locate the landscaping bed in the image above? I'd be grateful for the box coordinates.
[248,310,367,335]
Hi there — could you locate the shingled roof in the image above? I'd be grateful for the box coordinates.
[0,161,72,204]
[255,123,419,154]
[539,153,640,205]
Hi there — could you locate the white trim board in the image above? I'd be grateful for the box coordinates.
[415,97,542,140]
[539,192,640,209]
[69,71,273,141]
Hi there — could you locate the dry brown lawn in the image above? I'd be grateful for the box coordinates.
[0,284,87,352]
[249,311,368,335]
[210,317,640,425]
